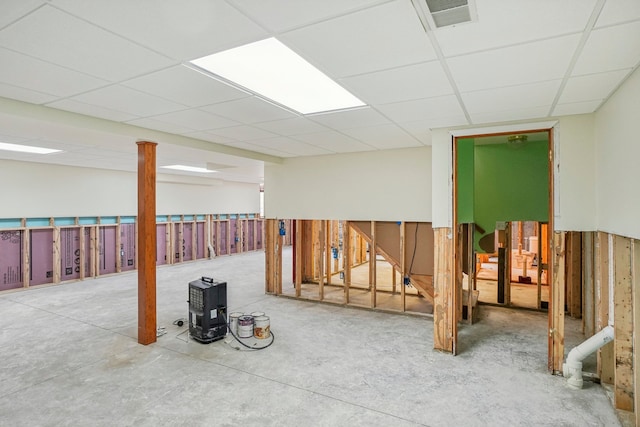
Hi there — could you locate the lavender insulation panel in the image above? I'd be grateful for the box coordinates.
[99,226,117,275]
[120,223,136,271]
[60,228,80,281]
[218,221,228,255]
[256,221,263,250]
[83,228,92,277]
[196,222,205,259]
[0,230,23,291]
[211,223,218,256]
[183,223,193,261]
[229,219,238,254]
[174,223,181,262]
[156,224,167,265]
[30,228,54,286]
[247,220,255,251]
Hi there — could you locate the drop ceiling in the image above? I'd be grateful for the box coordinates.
[0,0,638,184]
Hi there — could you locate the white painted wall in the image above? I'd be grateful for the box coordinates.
[264,147,432,221]
[595,66,640,240]
[0,160,259,218]
[431,115,598,231]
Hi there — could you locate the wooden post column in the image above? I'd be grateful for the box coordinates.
[434,227,455,353]
[137,140,157,345]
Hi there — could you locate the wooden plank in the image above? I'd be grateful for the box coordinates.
[115,221,122,273]
[79,226,86,280]
[632,239,640,426]
[567,232,582,318]
[614,235,633,411]
[166,220,172,264]
[433,227,454,353]
[400,222,406,312]
[370,221,376,308]
[596,232,615,384]
[467,224,474,324]
[22,228,30,288]
[52,226,61,284]
[318,220,325,300]
[89,226,97,278]
[277,230,283,295]
[294,220,302,297]
[136,140,157,346]
[264,219,276,294]
[192,217,197,259]
[550,231,565,373]
[344,222,351,304]
[583,232,595,337]
[325,220,332,286]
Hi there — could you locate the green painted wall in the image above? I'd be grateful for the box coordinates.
[473,141,549,252]
[456,138,475,224]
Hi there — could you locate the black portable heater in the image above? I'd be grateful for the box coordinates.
[188,277,227,343]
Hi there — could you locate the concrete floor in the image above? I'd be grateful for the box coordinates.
[0,250,621,426]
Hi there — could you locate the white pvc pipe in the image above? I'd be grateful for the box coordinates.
[563,325,614,389]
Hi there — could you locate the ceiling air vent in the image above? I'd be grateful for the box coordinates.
[424,0,474,28]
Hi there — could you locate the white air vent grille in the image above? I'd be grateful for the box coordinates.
[424,0,475,28]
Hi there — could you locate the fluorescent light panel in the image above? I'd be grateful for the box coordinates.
[190,38,365,114]
[0,142,61,154]
[162,165,215,173]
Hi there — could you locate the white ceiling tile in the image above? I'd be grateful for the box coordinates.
[462,80,561,114]
[225,141,292,158]
[0,0,44,29]
[281,0,436,78]
[398,121,433,145]
[340,61,453,105]
[122,66,250,107]
[0,47,108,97]
[125,117,200,135]
[52,0,268,60]
[376,94,465,124]
[0,82,57,104]
[560,69,631,103]
[145,109,239,132]
[0,6,174,81]
[230,0,388,32]
[595,0,640,27]
[470,106,551,125]
[249,137,333,156]
[341,124,421,150]
[47,99,139,122]
[436,0,597,56]
[182,131,238,144]
[552,100,601,116]
[448,35,581,92]
[200,97,298,124]
[573,21,640,75]
[70,85,185,117]
[209,125,278,141]
[253,117,330,136]
[293,131,375,153]
[307,107,391,130]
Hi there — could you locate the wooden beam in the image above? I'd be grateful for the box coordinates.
[467,224,474,324]
[191,216,197,259]
[265,219,276,294]
[52,226,61,284]
[318,220,325,300]
[136,140,157,346]
[550,231,566,373]
[344,222,351,304]
[294,220,302,297]
[567,232,582,318]
[614,235,633,411]
[400,222,406,312]
[89,226,97,277]
[325,220,332,287]
[596,232,615,384]
[79,226,86,280]
[22,228,30,288]
[277,230,283,295]
[583,232,595,337]
[632,238,640,426]
[433,227,455,353]
[370,221,376,308]
[115,220,122,273]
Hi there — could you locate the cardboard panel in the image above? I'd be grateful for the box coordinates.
[0,230,23,291]
[156,224,167,265]
[196,222,205,259]
[120,223,136,271]
[218,221,228,255]
[183,222,193,261]
[60,227,80,281]
[230,219,238,254]
[30,228,54,286]
[99,226,117,275]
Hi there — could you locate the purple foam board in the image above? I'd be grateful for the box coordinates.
[174,223,181,262]
[83,228,92,277]
[218,221,228,255]
[60,228,80,280]
[120,223,136,271]
[196,222,205,259]
[183,223,193,261]
[0,230,23,291]
[256,221,263,250]
[230,219,238,254]
[247,220,255,251]
[30,228,53,286]
[156,224,167,265]
[99,226,117,275]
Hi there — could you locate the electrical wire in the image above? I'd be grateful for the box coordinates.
[409,222,419,275]
[222,312,275,351]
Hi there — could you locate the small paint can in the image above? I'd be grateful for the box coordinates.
[250,311,265,318]
[228,312,242,335]
[237,315,254,338]
[253,315,270,339]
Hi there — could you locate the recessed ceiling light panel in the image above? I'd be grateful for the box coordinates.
[161,165,215,173]
[0,142,61,154]
[189,38,365,115]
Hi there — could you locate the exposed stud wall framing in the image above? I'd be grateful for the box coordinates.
[434,227,455,353]
[596,232,614,384]
[325,220,332,287]
[583,231,595,336]
[633,239,640,426]
[115,220,122,273]
[370,221,377,308]
[294,220,302,297]
[550,231,566,373]
[52,225,61,284]
[265,218,276,294]
[614,235,634,412]
[344,221,351,304]
[400,221,406,312]
[566,232,582,319]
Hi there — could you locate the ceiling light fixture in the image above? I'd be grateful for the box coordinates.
[188,37,365,115]
[161,165,215,173]
[507,135,528,144]
[0,142,61,154]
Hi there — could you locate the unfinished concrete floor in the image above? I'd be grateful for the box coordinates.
[0,250,621,426]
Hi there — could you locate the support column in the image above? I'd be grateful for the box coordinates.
[434,227,455,353]
[614,235,633,411]
[550,231,566,373]
[596,232,614,383]
[137,140,157,346]
[344,222,351,304]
